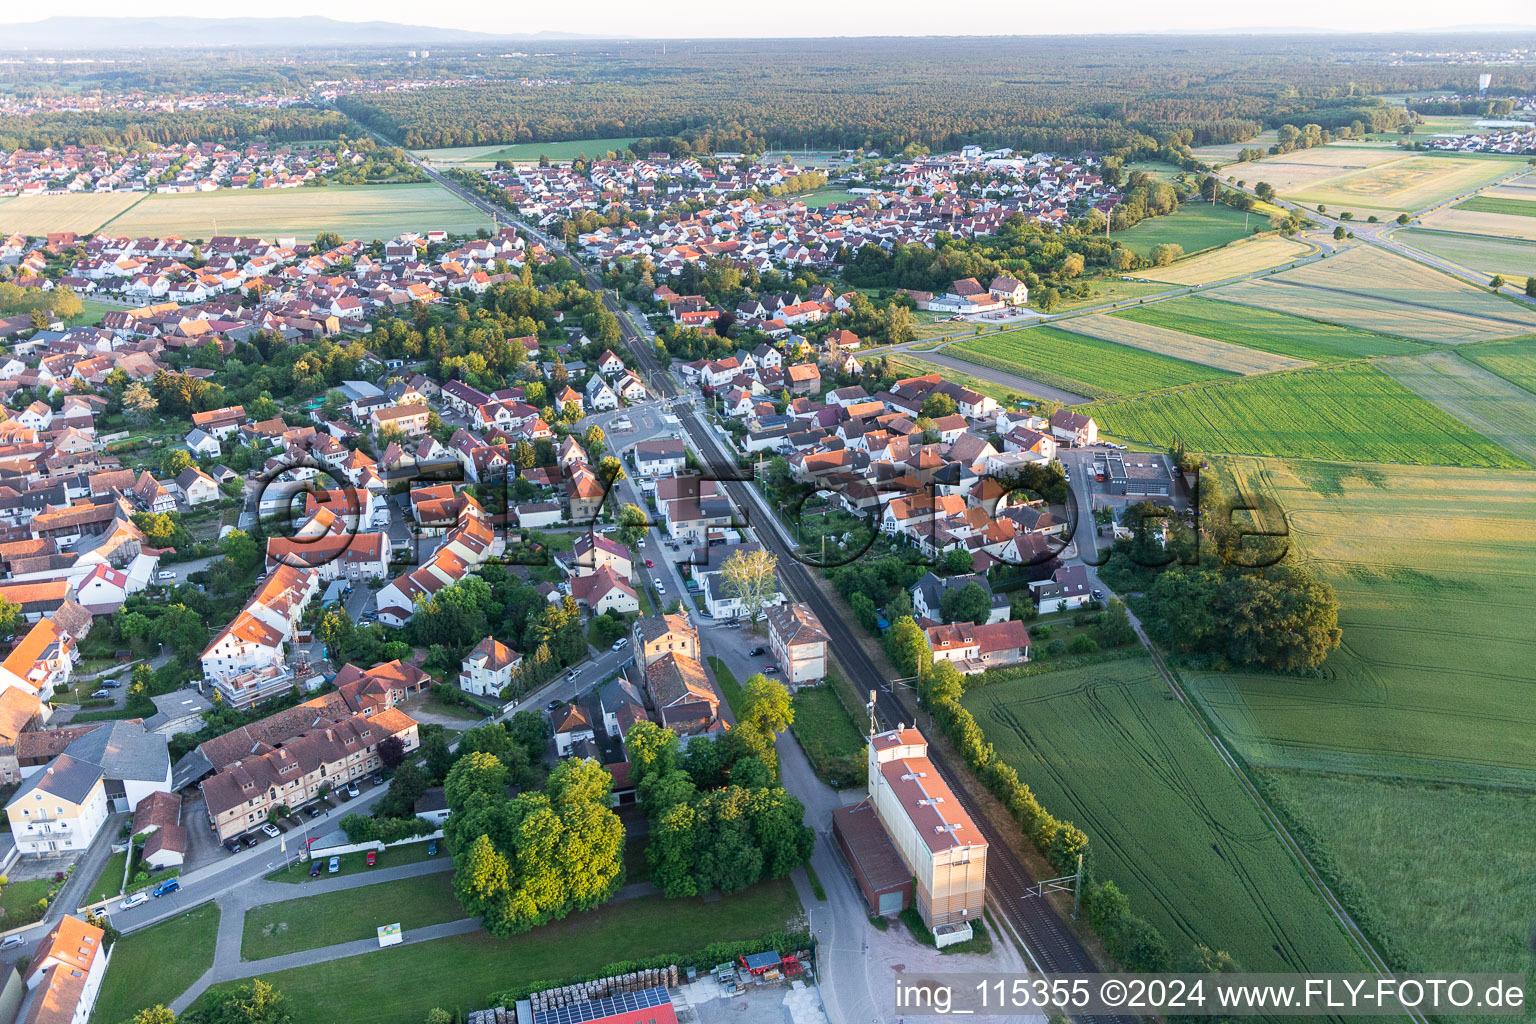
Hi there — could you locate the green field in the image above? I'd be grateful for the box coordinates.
[94,903,220,1024]
[1086,362,1526,467]
[1180,459,1536,990]
[1455,195,1536,218]
[1112,297,1430,363]
[1055,278,1172,312]
[417,137,637,165]
[788,685,865,785]
[951,325,1232,399]
[1186,459,1536,787]
[963,655,1366,973]
[244,871,461,959]
[1264,771,1536,985]
[1462,336,1536,394]
[92,183,489,242]
[1379,351,1536,466]
[1397,229,1536,286]
[193,880,803,1024]
[1110,202,1255,258]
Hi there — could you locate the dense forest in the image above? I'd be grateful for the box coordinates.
[0,106,352,150]
[328,36,1522,152]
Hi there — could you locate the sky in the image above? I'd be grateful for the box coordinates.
[2,0,1534,37]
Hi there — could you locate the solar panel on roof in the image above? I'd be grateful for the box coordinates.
[532,986,671,1024]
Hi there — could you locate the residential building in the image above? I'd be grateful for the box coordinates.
[910,572,1010,625]
[632,439,686,478]
[459,636,522,698]
[1030,564,1093,614]
[5,755,108,855]
[634,614,699,668]
[553,704,595,757]
[598,678,648,740]
[765,602,829,685]
[17,916,109,1024]
[924,620,1031,675]
[199,564,319,708]
[644,652,722,735]
[199,707,418,841]
[1049,409,1097,447]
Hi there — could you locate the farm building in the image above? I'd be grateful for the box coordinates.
[861,727,987,946]
[531,986,676,1024]
[832,801,913,918]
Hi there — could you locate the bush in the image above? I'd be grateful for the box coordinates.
[1068,634,1098,655]
[339,813,436,845]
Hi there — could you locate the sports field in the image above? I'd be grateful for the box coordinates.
[963,655,1367,974]
[1396,229,1536,288]
[1461,335,1536,394]
[1054,313,1309,374]
[1416,205,1536,242]
[950,325,1233,398]
[1210,246,1536,344]
[1186,458,1536,786]
[415,137,637,165]
[1113,297,1430,363]
[1110,202,1255,258]
[1379,351,1536,465]
[1284,153,1527,215]
[93,183,489,241]
[1264,770,1536,984]
[1085,363,1526,467]
[797,189,860,208]
[0,191,145,235]
[1454,194,1536,218]
[1135,235,1311,286]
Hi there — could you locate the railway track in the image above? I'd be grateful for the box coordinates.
[604,289,1138,1024]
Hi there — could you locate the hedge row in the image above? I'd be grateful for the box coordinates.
[922,660,1173,972]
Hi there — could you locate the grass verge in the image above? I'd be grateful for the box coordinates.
[92,903,220,1024]
[243,871,463,960]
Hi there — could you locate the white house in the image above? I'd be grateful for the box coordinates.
[5,755,109,855]
[552,704,596,757]
[459,636,522,698]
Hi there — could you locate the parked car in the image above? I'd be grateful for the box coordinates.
[152,879,180,897]
[223,838,242,854]
[365,850,377,867]
[1092,588,1104,600]
[306,805,323,818]
[611,638,628,651]
[310,861,322,877]
[546,699,563,711]
[328,856,341,874]
[262,823,281,838]
[346,783,360,799]
[748,647,766,657]
[101,679,121,688]
[243,833,259,847]
[427,839,438,856]
[763,664,779,674]
[120,892,149,910]
[644,559,654,568]
[156,571,176,581]
[0,935,24,950]
[90,690,110,700]
[653,581,666,595]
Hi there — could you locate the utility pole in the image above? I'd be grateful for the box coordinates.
[1072,853,1083,919]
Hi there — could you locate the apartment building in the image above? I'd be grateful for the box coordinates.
[5,755,109,855]
[199,707,418,841]
[199,564,319,708]
[765,602,829,686]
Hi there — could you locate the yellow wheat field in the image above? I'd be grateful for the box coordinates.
[0,192,147,236]
[1417,207,1536,242]
[1138,236,1312,286]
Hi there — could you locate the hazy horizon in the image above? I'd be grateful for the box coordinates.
[0,2,1534,40]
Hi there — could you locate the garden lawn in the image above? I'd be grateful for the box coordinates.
[243,871,462,959]
[1108,202,1254,258]
[951,325,1232,399]
[85,851,129,903]
[0,878,52,929]
[92,902,220,1024]
[706,657,746,715]
[1112,296,1429,363]
[1085,363,1527,468]
[962,655,1365,973]
[788,685,865,786]
[192,880,803,1024]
